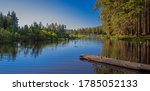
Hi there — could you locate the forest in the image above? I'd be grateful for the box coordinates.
[0,11,70,43]
[67,26,104,38]
[1,0,150,43]
[94,0,150,36]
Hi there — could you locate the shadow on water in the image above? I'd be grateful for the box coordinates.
[89,38,150,74]
[79,36,150,74]
[101,39,150,64]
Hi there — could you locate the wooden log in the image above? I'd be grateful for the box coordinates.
[80,54,150,71]
[82,60,141,74]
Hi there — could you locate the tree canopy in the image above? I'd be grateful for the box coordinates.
[95,0,150,36]
[0,11,69,42]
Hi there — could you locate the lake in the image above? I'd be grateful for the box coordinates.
[0,36,150,74]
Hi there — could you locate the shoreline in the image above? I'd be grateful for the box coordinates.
[98,35,150,42]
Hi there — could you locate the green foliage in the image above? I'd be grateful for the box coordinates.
[95,0,150,36]
[0,11,70,43]
[68,26,104,36]
[0,28,12,41]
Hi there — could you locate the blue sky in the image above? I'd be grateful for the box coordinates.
[0,0,100,29]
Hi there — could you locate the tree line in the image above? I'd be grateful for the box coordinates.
[0,11,69,43]
[94,0,150,36]
[67,26,104,35]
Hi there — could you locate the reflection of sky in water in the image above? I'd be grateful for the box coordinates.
[0,38,150,74]
[0,38,102,74]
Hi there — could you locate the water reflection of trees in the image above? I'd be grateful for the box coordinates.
[75,35,102,45]
[93,63,128,74]
[101,39,150,64]
[0,43,18,61]
[0,40,69,61]
[92,63,150,74]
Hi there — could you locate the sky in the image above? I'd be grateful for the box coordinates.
[0,0,100,29]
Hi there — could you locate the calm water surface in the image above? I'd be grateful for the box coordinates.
[0,37,150,74]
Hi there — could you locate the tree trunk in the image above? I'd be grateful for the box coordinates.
[148,8,150,34]
[138,14,142,36]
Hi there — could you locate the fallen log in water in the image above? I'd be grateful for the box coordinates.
[81,59,141,74]
[80,54,150,71]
